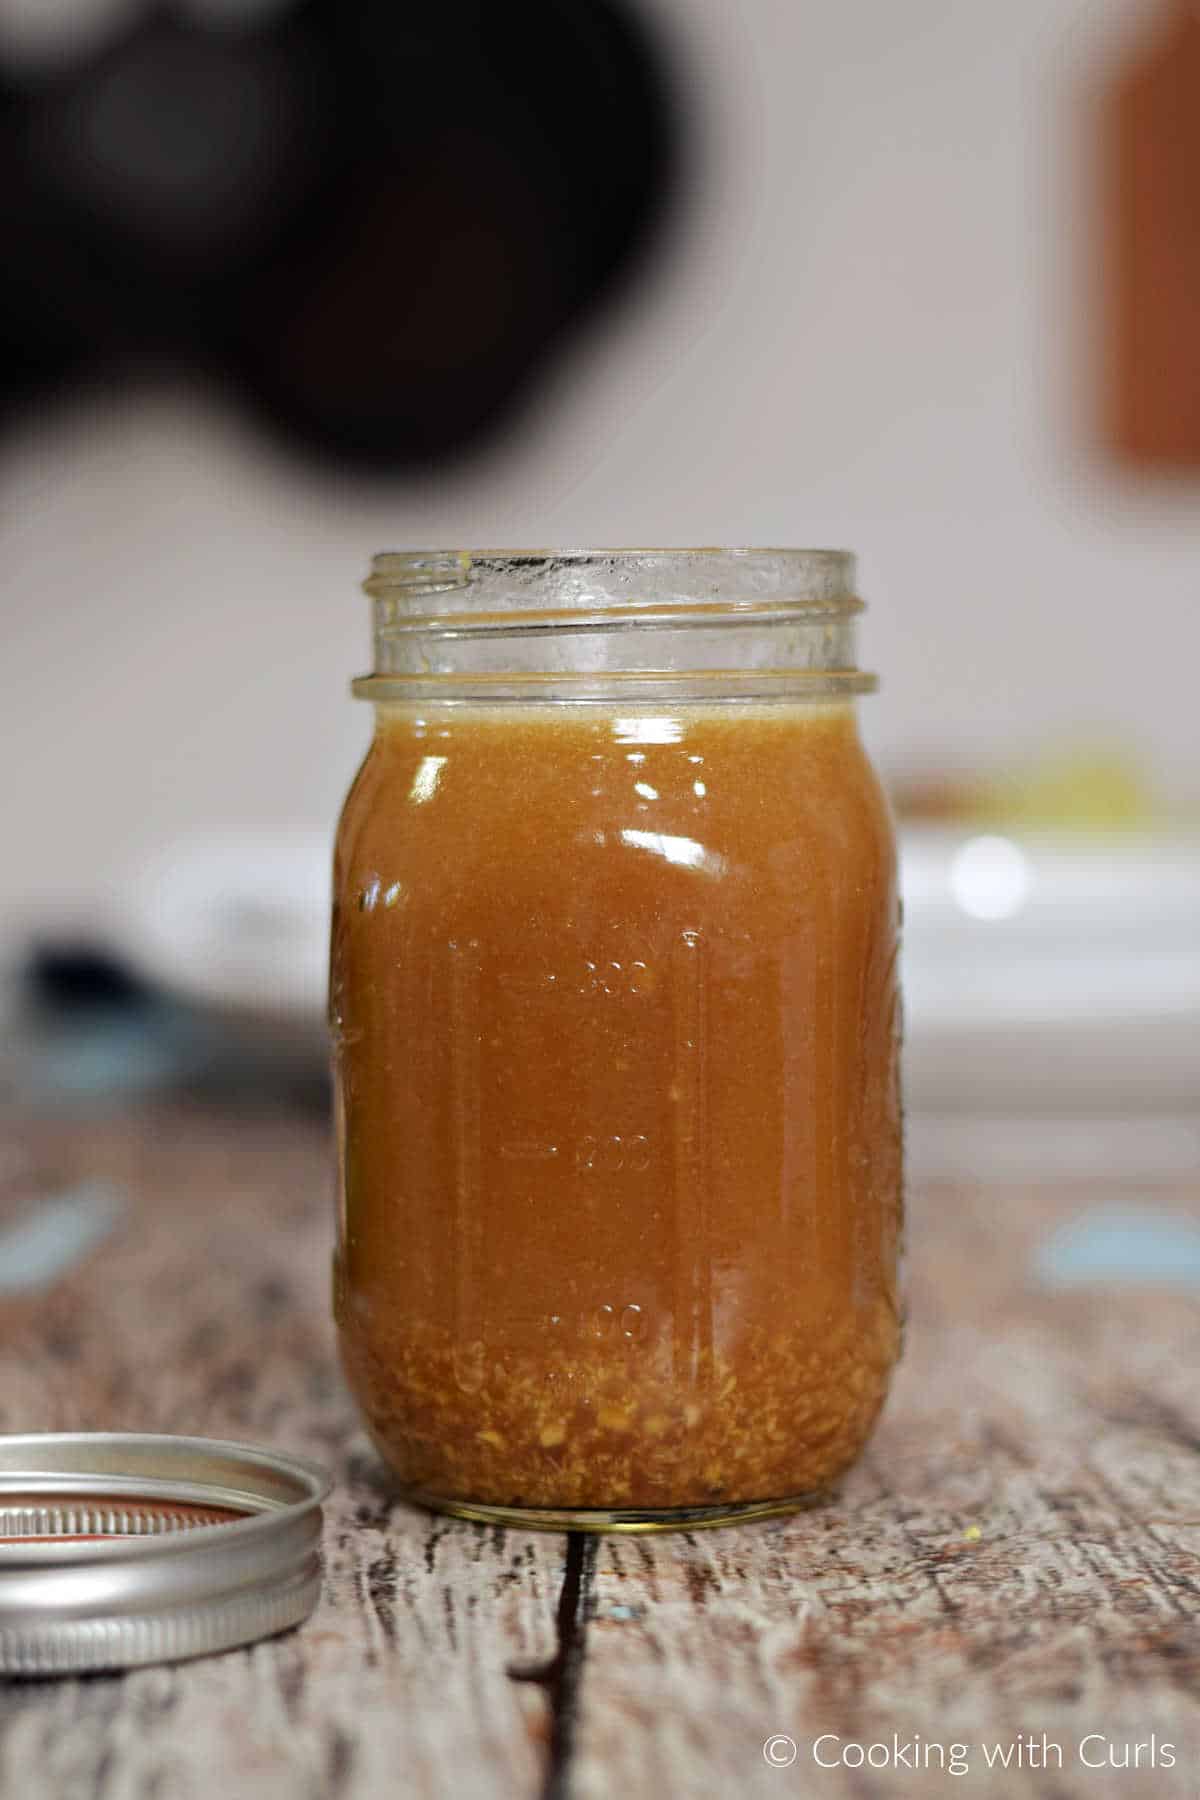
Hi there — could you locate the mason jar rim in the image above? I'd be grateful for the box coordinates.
[368,546,854,559]
[364,548,857,606]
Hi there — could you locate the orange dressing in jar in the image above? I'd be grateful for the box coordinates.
[332,551,902,1530]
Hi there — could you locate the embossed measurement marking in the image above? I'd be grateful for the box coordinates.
[495,960,653,1001]
[497,1137,654,1171]
[592,1301,648,1342]
[444,944,672,1347]
[575,1135,652,1175]
[496,972,559,997]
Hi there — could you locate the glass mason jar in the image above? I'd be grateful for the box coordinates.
[331,549,902,1531]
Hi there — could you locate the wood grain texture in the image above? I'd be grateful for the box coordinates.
[571,1187,1200,1799]
[1,1102,1198,1800]
[0,1106,559,1800]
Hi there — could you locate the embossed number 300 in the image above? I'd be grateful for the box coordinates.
[574,1134,652,1175]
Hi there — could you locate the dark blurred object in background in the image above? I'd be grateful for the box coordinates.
[0,0,682,468]
[1103,0,1200,467]
[7,941,330,1116]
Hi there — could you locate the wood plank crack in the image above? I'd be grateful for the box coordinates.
[508,1535,597,1800]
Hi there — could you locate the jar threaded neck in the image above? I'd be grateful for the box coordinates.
[356,548,875,701]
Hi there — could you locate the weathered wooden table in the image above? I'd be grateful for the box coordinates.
[1,1102,1198,1799]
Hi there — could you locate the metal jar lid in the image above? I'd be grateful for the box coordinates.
[0,1432,331,1676]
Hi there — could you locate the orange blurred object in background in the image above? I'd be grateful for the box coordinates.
[1104,0,1200,464]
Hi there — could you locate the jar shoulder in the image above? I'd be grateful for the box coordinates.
[334,707,895,913]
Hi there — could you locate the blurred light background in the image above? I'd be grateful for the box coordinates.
[1,0,1198,1182]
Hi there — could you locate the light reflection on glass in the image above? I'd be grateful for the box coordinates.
[409,755,448,805]
[634,782,658,801]
[613,717,684,745]
[620,829,727,878]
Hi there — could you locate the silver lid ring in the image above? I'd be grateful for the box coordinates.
[0,1433,331,1675]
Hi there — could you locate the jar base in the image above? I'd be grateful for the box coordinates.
[403,1489,834,1534]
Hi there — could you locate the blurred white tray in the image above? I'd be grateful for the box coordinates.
[901,829,1200,1112]
[119,832,332,1030]
[111,826,1200,1114]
